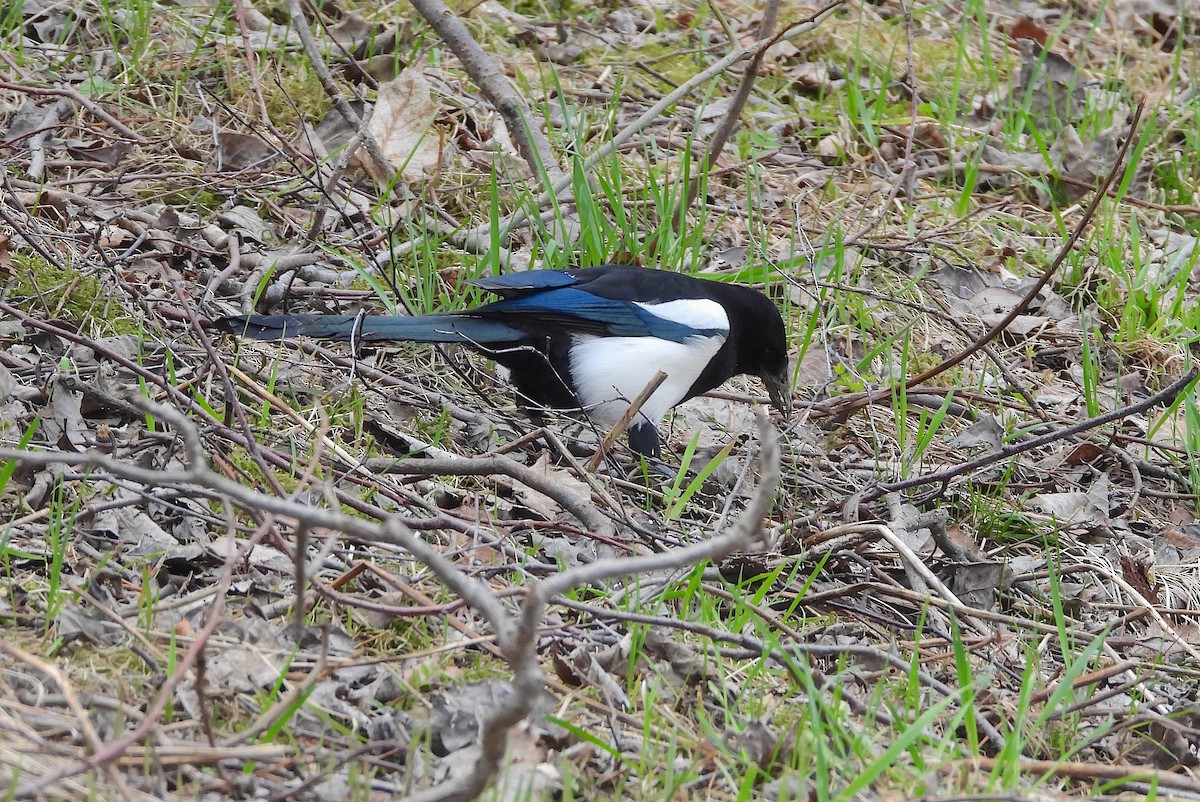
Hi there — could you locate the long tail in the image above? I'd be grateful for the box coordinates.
[217,313,525,345]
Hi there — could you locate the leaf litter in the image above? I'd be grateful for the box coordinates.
[1,0,1200,800]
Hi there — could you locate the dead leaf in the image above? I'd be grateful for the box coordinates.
[1119,554,1160,605]
[950,560,1006,610]
[512,453,591,520]
[1116,0,1193,46]
[1030,473,1111,526]
[1010,39,1086,133]
[1059,124,1123,196]
[549,640,631,708]
[1008,16,1048,45]
[1123,713,1200,769]
[65,139,133,167]
[1063,442,1105,465]
[205,617,287,693]
[369,68,443,182]
[42,376,89,451]
[212,132,277,171]
[950,415,1004,452]
[816,131,848,159]
[208,535,293,573]
[488,724,560,802]
[217,205,276,243]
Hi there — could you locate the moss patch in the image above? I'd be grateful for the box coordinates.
[5,254,138,335]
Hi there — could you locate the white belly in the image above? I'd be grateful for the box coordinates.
[568,333,726,429]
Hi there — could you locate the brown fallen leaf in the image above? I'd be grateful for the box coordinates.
[367,68,444,183]
[511,453,591,520]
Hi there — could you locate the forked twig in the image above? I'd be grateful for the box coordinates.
[400,412,780,802]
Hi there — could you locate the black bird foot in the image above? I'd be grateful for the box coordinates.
[627,422,661,461]
[641,458,677,480]
[596,456,675,483]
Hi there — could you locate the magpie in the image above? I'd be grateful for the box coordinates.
[218,265,790,459]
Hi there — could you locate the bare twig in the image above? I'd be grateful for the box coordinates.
[828,522,987,634]
[362,453,616,537]
[958,756,1200,794]
[0,645,138,802]
[0,81,148,144]
[1083,562,1200,663]
[0,395,516,642]
[491,0,844,240]
[284,0,395,183]
[585,370,668,471]
[828,98,1146,418]
[675,0,781,231]
[406,0,567,192]
[906,102,1145,387]
[546,411,778,597]
[11,510,258,799]
[554,594,1006,748]
[400,412,780,802]
[231,0,272,126]
[858,364,1199,504]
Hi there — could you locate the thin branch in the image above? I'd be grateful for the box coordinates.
[844,0,919,245]
[492,0,844,240]
[0,81,148,143]
[860,364,1199,503]
[11,513,258,799]
[554,594,1006,747]
[907,99,1145,388]
[401,411,781,802]
[407,0,567,192]
[676,0,781,231]
[362,453,615,537]
[827,98,1147,418]
[959,756,1200,795]
[285,0,395,183]
[0,395,518,644]
[544,411,779,597]
[585,370,668,471]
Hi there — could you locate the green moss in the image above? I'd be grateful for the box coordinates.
[801,13,1010,123]
[222,50,332,127]
[6,254,138,335]
[150,186,224,215]
[223,443,307,496]
[627,40,712,88]
[907,352,953,382]
[263,63,332,126]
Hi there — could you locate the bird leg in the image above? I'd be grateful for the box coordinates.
[584,370,669,469]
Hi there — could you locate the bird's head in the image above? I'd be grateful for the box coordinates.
[730,286,792,419]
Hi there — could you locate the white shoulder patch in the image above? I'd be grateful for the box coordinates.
[635,298,729,331]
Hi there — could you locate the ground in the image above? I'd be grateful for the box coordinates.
[2,0,1200,800]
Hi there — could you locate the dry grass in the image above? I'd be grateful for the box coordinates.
[3,0,1200,800]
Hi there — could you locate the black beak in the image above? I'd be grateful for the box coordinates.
[763,371,792,419]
